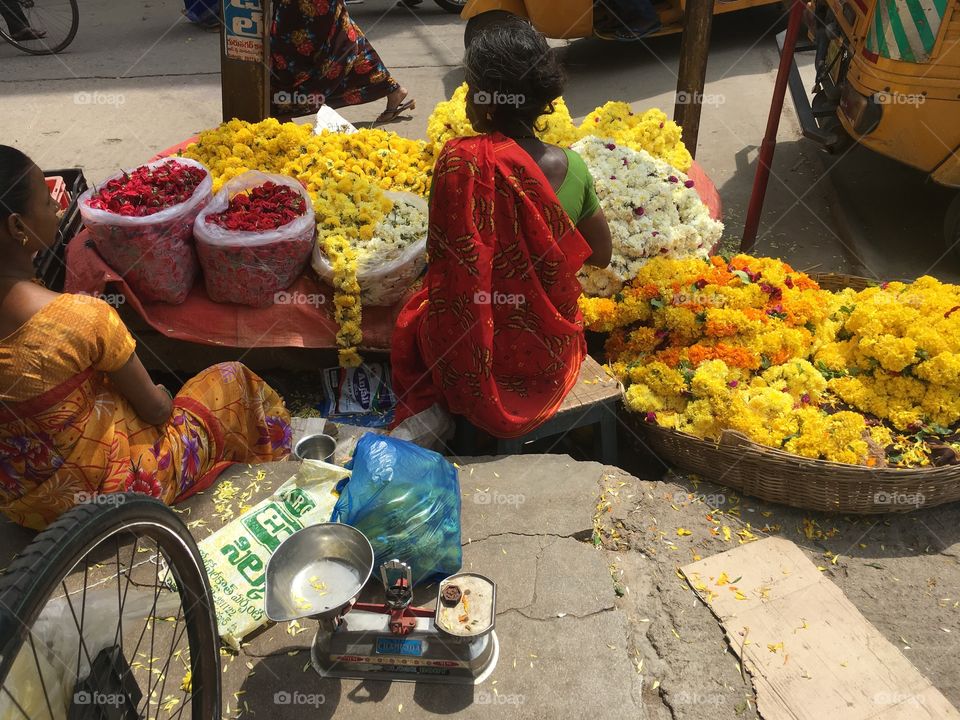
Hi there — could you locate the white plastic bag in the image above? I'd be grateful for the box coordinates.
[196,459,348,649]
[314,105,357,135]
[312,191,428,306]
[194,171,316,308]
[390,404,455,452]
[78,157,211,304]
[0,589,181,720]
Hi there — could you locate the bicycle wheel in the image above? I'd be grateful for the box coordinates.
[0,494,220,719]
[1,0,79,55]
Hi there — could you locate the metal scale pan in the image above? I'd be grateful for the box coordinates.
[265,524,499,685]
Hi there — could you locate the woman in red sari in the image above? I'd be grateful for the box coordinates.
[391,21,612,438]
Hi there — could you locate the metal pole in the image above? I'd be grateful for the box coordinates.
[673,0,716,159]
[740,0,805,252]
[220,0,272,122]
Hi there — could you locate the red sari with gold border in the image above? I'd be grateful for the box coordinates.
[391,133,592,438]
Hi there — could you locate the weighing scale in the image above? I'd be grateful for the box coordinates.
[265,523,499,685]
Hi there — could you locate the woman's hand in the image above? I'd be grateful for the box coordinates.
[109,354,174,426]
[577,208,613,268]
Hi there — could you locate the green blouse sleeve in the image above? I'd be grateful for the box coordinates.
[566,149,600,223]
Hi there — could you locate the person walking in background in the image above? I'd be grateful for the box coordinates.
[0,0,45,41]
[270,0,415,123]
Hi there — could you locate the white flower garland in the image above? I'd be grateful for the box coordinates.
[573,135,724,297]
[356,196,428,273]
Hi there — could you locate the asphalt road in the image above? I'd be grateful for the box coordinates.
[1,0,956,282]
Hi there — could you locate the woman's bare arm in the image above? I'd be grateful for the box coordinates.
[109,353,173,426]
[577,208,613,268]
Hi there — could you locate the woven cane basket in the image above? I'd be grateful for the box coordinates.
[624,273,960,514]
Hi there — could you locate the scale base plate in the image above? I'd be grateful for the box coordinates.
[310,612,499,685]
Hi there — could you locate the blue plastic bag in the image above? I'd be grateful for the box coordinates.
[331,433,462,586]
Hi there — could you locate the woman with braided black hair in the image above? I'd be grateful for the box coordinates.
[391,19,612,438]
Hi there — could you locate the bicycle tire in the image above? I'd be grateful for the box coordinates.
[0,494,221,719]
[1,0,79,55]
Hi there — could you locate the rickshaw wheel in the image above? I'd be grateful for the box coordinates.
[0,494,221,719]
[944,193,960,262]
[464,10,526,47]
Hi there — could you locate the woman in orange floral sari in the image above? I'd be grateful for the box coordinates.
[391,21,612,438]
[0,146,292,529]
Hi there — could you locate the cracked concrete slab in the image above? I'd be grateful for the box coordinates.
[457,454,604,541]
[207,455,644,719]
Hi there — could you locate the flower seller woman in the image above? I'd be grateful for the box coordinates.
[391,20,613,438]
[0,146,292,529]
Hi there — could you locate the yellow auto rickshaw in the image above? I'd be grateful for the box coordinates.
[788,0,960,250]
[461,0,784,44]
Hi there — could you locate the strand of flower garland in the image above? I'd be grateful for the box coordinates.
[322,234,363,367]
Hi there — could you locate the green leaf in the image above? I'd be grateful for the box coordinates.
[732,269,752,285]
[650,298,664,309]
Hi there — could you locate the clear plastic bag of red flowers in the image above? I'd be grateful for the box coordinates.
[193,171,316,308]
[78,157,212,305]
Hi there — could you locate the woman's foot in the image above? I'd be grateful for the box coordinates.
[376,87,416,124]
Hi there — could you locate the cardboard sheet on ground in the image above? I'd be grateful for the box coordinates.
[681,537,959,720]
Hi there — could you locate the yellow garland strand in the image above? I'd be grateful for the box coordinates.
[321,234,363,367]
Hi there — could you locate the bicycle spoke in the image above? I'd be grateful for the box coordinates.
[1,684,32,720]
[74,560,89,688]
[152,607,185,715]
[26,632,56,720]
[142,614,192,718]
[60,580,96,687]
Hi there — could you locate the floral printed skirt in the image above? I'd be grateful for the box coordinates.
[0,362,292,530]
[270,0,399,115]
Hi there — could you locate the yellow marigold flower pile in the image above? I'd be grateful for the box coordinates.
[427,84,692,171]
[183,119,432,196]
[586,255,960,468]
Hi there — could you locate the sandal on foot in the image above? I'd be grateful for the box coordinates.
[375,98,416,124]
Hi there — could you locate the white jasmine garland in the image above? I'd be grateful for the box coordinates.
[355,196,428,272]
[572,136,724,297]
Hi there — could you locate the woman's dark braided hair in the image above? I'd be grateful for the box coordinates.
[464,19,565,134]
[0,145,34,224]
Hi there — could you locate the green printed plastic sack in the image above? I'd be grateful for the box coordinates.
[198,460,348,648]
